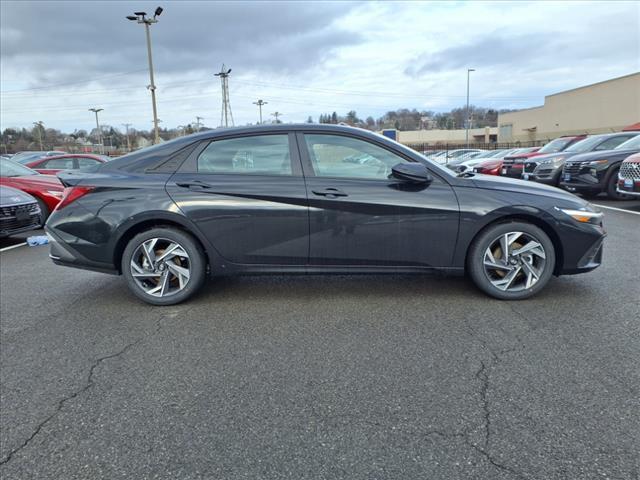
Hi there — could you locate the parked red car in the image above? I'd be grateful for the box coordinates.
[499,147,542,178]
[617,152,640,197]
[473,158,504,175]
[0,159,64,224]
[24,153,109,175]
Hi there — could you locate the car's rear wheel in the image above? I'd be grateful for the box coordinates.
[122,227,206,305]
[468,222,555,300]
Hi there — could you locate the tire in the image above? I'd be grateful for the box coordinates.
[121,227,206,306]
[467,221,556,300]
[605,167,630,200]
[35,197,49,227]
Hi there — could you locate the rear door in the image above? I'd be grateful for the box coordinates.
[166,132,309,265]
[298,132,459,268]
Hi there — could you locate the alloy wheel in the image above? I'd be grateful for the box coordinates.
[130,238,191,297]
[482,231,546,292]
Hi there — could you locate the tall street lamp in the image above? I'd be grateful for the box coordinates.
[253,99,268,124]
[89,108,103,153]
[127,7,163,145]
[465,68,475,147]
[32,121,44,151]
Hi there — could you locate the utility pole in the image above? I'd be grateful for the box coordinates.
[271,112,282,124]
[253,99,268,124]
[195,116,204,131]
[89,108,103,153]
[215,64,234,127]
[122,123,132,152]
[32,121,44,150]
[127,7,163,144]
[465,68,475,147]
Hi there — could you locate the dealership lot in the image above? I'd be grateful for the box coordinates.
[0,200,638,479]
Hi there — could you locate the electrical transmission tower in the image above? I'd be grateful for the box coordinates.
[253,99,268,124]
[215,64,234,127]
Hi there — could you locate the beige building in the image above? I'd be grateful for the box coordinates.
[498,72,640,142]
[396,126,498,145]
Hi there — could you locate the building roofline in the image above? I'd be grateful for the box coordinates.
[546,71,640,98]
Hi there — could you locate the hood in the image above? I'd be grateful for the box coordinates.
[0,185,36,205]
[565,148,640,164]
[508,152,542,160]
[8,174,64,189]
[470,173,588,206]
[523,151,577,164]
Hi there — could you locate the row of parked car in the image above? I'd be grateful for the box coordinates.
[425,131,640,200]
[0,151,110,238]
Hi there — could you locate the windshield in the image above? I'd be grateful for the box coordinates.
[537,137,575,154]
[0,158,39,176]
[564,136,606,153]
[614,135,640,150]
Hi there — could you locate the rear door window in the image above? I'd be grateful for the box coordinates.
[197,135,292,175]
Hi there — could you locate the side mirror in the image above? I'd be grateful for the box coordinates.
[391,163,433,184]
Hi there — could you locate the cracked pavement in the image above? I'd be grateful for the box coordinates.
[1,200,639,479]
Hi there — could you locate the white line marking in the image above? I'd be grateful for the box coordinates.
[0,242,27,252]
[593,204,640,216]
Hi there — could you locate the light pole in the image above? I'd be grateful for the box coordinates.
[127,7,163,145]
[253,99,268,124]
[271,112,282,123]
[465,68,475,147]
[32,121,44,150]
[89,108,103,153]
[121,123,132,152]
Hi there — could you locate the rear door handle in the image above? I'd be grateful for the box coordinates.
[312,187,348,198]
[176,180,212,190]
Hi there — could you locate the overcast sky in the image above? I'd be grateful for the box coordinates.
[1,0,638,133]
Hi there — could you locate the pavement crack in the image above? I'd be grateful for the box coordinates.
[466,440,530,479]
[475,360,492,450]
[0,311,174,467]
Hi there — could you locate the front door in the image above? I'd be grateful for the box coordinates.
[298,132,459,268]
[167,133,309,265]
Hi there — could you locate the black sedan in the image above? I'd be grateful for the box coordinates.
[46,124,605,305]
[0,185,42,238]
[560,134,640,199]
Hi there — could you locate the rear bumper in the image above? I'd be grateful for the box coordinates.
[46,227,119,274]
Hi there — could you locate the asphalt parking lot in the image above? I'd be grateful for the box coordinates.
[1,199,639,480]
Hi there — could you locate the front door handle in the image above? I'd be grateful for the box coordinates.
[176,180,212,190]
[312,187,348,198]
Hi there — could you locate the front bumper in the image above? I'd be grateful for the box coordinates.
[501,164,523,178]
[616,177,640,197]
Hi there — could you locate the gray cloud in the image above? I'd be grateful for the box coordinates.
[1,1,361,85]
[405,14,639,77]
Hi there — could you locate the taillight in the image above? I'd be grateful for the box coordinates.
[54,186,94,211]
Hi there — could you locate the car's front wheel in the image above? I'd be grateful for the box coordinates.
[122,227,206,305]
[467,222,556,300]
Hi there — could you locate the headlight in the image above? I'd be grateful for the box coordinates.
[540,156,564,166]
[47,190,64,198]
[588,159,608,166]
[556,207,603,225]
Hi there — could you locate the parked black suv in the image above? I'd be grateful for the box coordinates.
[560,134,640,199]
[522,133,638,186]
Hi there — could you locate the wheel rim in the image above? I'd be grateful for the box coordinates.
[130,238,191,297]
[483,231,546,292]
